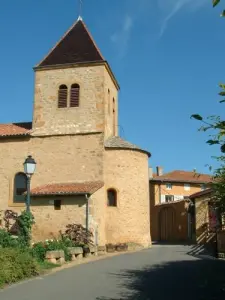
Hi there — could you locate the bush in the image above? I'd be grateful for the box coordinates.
[0,229,19,248]
[60,224,93,245]
[0,248,39,288]
[32,239,73,262]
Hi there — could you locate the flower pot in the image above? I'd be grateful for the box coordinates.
[83,246,90,257]
[106,244,116,253]
[116,243,128,252]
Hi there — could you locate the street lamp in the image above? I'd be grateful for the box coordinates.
[23,155,36,212]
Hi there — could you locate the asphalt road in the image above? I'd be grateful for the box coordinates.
[1,245,225,300]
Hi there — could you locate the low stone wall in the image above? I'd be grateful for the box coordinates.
[217,231,225,259]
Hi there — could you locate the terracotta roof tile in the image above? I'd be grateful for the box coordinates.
[38,20,104,67]
[31,181,104,196]
[151,170,212,184]
[0,122,32,137]
[105,136,151,157]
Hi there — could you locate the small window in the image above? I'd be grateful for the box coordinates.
[201,184,206,191]
[108,89,110,114]
[70,84,80,107]
[54,200,61,210]
[184,184,190,191]
[165,195,174,202]
[107,189,117,207]
[14,173,27,203]
[58,84,68,108]
[166,183,172,190]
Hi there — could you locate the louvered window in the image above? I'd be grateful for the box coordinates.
[70,84,80,107]
[58,85,68,108]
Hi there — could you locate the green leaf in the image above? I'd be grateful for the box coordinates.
[213,0,220,7]
[219,83,225,89]
[219,91,225,96]
[191,114,203,121]
[221,144,225,153]
[207,139,220,145]
[219,99,225,103]
[220,10,225,17]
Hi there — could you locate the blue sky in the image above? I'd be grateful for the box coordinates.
[0,0,224,174]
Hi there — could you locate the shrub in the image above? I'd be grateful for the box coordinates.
[32,239,73,262]
[61,224,93,245]
[17,211,35,247]
[0,229,19,248]
[0,248,39,288]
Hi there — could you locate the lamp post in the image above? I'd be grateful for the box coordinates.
[23,155,36,212]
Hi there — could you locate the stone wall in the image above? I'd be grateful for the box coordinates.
[104,68,118,138]
[31,195,87,241]
[104,148,151,247]
[33,64,118,137]
[33,65,105,136]
[195,197,209,244]
[0,133,104,210]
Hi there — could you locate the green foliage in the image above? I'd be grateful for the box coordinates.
[0,248,38,288]
[32,238,75,262]
[0,229,19,248]
[213,0,220,8]
[17,211,35,247]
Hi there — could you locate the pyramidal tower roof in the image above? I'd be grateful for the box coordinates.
[37,18,105,68]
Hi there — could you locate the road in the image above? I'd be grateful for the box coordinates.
[1,245,225,300]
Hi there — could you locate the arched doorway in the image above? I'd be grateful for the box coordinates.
[159,207,176,242]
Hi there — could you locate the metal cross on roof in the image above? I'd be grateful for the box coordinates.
[78,0,83,20]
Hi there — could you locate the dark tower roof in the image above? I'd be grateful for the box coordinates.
[37,19,104,67]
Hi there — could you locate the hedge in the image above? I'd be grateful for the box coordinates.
[0,248,39,288]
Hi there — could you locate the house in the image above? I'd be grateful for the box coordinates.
[0,17,151,247]
[149,167,212,242]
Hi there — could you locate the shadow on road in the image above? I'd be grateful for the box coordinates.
[96,258,225,300]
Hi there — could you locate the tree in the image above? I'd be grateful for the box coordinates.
[191,0,225,214]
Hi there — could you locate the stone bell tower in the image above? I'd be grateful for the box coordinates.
[32,18,119,138]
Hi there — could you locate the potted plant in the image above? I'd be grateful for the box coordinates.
[106,243,116,253]
[116,243,128,252]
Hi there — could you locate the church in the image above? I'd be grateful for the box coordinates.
[0,17,151,247]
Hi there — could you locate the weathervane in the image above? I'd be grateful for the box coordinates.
[78,0,83,20]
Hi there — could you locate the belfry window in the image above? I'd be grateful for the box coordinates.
[58,84,68,108]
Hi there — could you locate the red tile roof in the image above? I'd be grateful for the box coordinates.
[31,181,104,196]
[37,19,104,68]
[151,170,212,184]
[0,122,32,137]
[189,188,213,199]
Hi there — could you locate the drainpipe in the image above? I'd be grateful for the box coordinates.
[85,194,90,233]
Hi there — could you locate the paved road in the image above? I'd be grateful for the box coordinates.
[1,245,225,300]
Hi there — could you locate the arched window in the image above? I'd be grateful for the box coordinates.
[14,173,27,203]
[58,84,68,108]
[70,84,80,107]
[107,189,117,207]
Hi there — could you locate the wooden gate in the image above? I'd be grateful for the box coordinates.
[159,207,176,241]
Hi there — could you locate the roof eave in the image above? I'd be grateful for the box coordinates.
[0,134,31,139]
[31,192,92,197]
[33,61,120,90]
[150,178,212,184]
[105,146,151,157]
